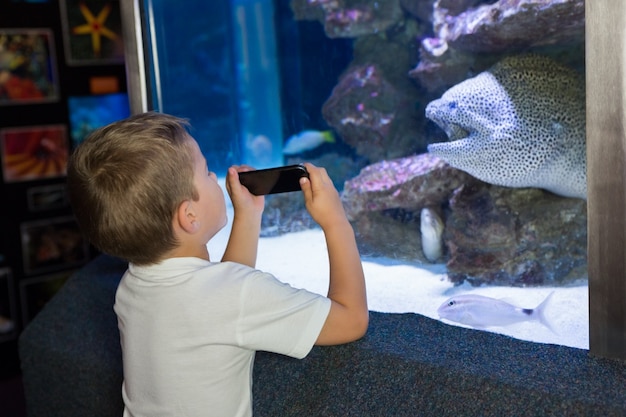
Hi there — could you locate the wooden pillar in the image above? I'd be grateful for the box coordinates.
[586,1,626,360]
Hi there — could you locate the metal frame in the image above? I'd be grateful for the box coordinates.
[586,1,626,361]
[120,0,149,114]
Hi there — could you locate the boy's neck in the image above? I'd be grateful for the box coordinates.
[163,243,211,262]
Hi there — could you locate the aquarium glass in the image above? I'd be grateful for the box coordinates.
[126,0,588,349]
[140,0,284,173]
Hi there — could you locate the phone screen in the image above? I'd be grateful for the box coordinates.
[238,165,309,195]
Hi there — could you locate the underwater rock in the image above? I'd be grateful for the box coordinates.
[322,63,414,162]
[426,54,587,199]
[341,153,474,220]
[322,35,423,162]
[410,0,584,92]
[260,191,317,238]
[341,153,587,282]
[323,64,396,162]
[398,0,436,22]
[261,153,365,237]
[433,0,585,53]
[408,39,491,94]
[434,0,487,16]
[342,153,476,262]
[290,0,404,38]
[445,183,587,286]
[350,209,425,260]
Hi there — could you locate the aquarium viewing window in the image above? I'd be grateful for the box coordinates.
[121,0,626,360]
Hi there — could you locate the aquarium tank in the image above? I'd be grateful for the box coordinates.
[122,0,588,349]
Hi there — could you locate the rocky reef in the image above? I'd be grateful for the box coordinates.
[341,154,587,286]
[280,0,586,286]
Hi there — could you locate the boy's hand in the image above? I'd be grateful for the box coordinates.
[221,166,264,267]
[299,163,348,230]
[225,165,265,216]
[301,163,369,345]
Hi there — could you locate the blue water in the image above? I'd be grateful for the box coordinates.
[143,0,352,175]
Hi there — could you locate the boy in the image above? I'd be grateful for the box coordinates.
[66,112,368,417]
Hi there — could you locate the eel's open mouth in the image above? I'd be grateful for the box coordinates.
[440,122,469,141]
[425,101,471,142]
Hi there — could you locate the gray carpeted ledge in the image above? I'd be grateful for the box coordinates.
[19,255,626,416]
[254,314,626,416]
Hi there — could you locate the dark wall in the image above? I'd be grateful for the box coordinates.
[0,0,127,356]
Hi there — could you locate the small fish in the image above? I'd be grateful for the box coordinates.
[437,292,555,332]
[420,207,444,262]
[283,130,335,155]
[246,134,274,166]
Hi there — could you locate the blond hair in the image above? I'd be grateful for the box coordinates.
[67,112,199,265]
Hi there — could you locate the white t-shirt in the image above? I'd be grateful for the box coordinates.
[114,257,331,417]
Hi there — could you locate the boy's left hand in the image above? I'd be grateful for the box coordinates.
[225,165,265,216]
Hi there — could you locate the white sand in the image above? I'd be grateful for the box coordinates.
[210,183,589,350]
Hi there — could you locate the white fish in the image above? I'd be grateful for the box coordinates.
[437,292,555,332]
[420,207,444,262]
[283,130,335,155]
[246,134,273,166]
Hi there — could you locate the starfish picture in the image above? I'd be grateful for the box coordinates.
[72,2,118,57]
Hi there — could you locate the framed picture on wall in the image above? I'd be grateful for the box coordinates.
[0,125,69,183]
[60,0,125,65]
[27,183,69,212]
[20,216,89,275]
[68,92,130,146]
[0,28,59,105]
[20,270,72,325]
[0,268,17,342]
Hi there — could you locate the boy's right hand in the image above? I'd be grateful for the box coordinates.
[301,163,369,345]
[299,163,348,229]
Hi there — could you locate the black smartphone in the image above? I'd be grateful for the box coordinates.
[238,164,309,195]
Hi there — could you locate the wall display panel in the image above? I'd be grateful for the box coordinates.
[0,28,59,105]
[0,124,69,183]
[20,216,89,276]
[0,268,17,342]
[59,0,124,65]
[67,92,130,146]
[26,183,69,212]
[0,0,127,354]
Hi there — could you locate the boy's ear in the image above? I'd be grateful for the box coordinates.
[176,200,199,233]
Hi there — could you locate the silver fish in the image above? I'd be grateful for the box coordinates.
[437,292,555,332]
